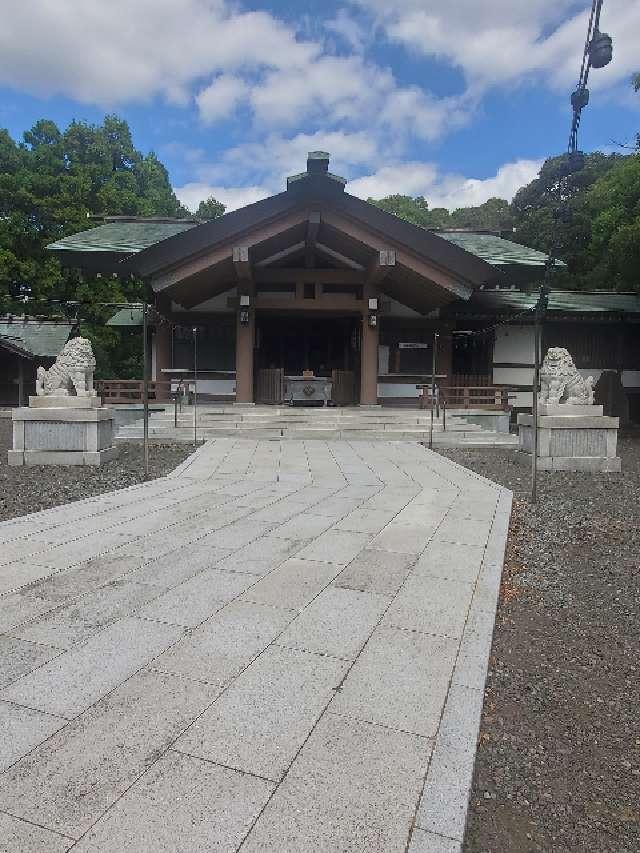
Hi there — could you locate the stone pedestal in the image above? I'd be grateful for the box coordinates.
[518,404,620,472]
[8,396,118,466]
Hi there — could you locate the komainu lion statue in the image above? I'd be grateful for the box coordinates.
[35,337,96,397]
[539,347,594,406]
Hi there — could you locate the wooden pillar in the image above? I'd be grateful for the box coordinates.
[155,322,172,375]
[360,284,379,406]
[233,246,256,405]
[17,359,25,407]
[235,300,255,404]
[439,326,453,386]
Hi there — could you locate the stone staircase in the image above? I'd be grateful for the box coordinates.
[114,404,518,447]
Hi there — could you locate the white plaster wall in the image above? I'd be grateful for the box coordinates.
[151,334,157,381]
[172,379,236,395]
[623,370,640,388]
[511,390,534,407]
[493,325,534,364]
[377,383,421,398]
[378,345,390,375]
[493,366,534,386]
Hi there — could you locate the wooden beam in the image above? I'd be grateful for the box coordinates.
[254,268,364,285]
[315,242,365,271]
[367,249,396,287]
[233,246,252,282]
[151,210,310,293]
[255,241,305,268]
[322,211,473,300]
[305,211,320,268]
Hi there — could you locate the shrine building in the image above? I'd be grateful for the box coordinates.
[47,152,640,416]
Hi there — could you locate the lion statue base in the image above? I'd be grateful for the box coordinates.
[539,347,594,406]
[35,337,97,398]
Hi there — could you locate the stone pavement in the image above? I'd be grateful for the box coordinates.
[0,438,511,852]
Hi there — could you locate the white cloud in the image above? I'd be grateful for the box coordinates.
[347,158,543,209]
[175,181,270,213]
[189,130,381,192]
[351,0,640,93]
[325,10,367,53]
[0,0,317,104]
[348,162,438,199]
[196,75,247,123]
[0,0,473,149]
[176,155,543,216]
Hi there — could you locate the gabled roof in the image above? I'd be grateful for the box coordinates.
[0,317,74,358]
[48,217,200,272]
[437,231,563,268]
[125,184,495,288]
[48,217,199,254]
[444,289,640,317]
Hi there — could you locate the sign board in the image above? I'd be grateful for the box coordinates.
[398,342,430,349]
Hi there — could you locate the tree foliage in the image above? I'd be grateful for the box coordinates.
[370,194,513,232]
[0,115,221,376]
[371,151,640,293]
[195,196,226,220]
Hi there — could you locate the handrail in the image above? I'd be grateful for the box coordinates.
[95,379,172,403]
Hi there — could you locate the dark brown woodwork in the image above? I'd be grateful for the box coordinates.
[254,268,363,284]
[305,211,320,268]
[233,245,252,282]
[331,370,356,405]
[367,249,396,287]
[256,368,285,404]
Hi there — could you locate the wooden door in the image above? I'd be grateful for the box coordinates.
[256,368,284,404]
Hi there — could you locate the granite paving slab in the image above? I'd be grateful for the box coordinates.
[0,670,219,838]
[0,700,67,771]
[10,580,163,648]
[0,812,73,852]
[176,644,348,780]
[1,617,184,717]
[0,635,62,689]
[333,547,414,595]
[0,437,511,852]
[71,750,274,853]
[240,713,432,852]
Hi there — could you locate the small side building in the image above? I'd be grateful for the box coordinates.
[0,317,76,406]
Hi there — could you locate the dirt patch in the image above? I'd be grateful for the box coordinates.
[440,434,640,853]
[0,419,195,522]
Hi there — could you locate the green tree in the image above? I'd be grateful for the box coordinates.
[0,115,188,374]
[580,153,640,291]
[510,152,622,285]
[195,196,226,220]
[449,198,514,231]
[368,195,450,228]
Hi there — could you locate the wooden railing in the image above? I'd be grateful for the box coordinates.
[417,384,513,410]
[96,380,172,403]
[443,386,512,410]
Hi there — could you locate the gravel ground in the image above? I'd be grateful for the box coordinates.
[0,419,195,522]
[440,433,640,853]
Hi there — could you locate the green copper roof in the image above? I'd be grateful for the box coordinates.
[48,218,199,255]
[106,308,144,327]
[450,290,640,315]
[437,231,561,267]
[0,318,74,357]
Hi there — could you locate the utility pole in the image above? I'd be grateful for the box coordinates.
[142,302,149,479]
[193,326,198,447]
[428,332,438,450]
[530,282,548,504]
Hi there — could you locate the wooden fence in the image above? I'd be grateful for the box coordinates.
[96,380,172,403]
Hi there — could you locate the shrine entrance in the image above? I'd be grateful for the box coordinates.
[255,314,359,405]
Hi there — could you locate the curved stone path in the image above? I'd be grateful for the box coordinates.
[0,439,511,853]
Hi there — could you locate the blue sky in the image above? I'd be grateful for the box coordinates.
[1,0,638,212]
